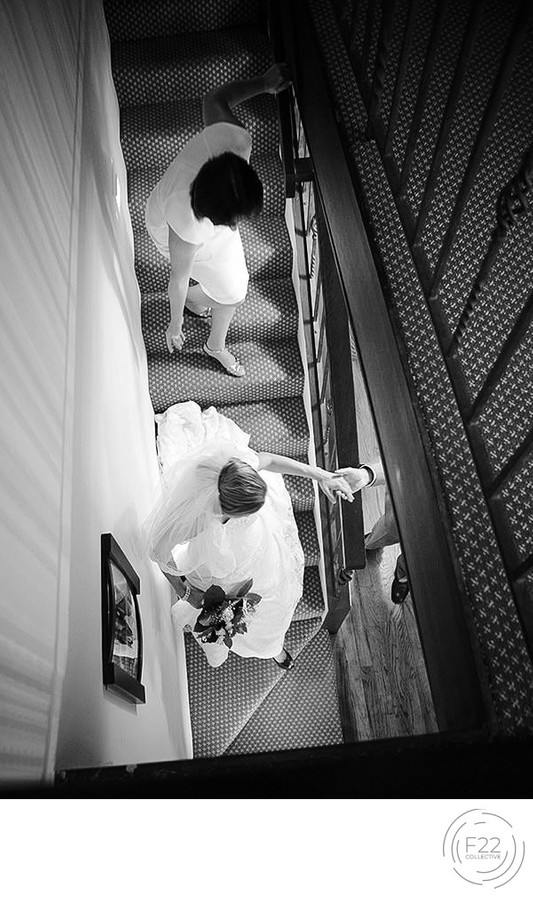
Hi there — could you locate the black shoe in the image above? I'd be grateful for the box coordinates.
[274,649,294,670]
[391,573,410,604]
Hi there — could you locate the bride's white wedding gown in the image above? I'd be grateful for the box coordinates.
[151,401,305,667]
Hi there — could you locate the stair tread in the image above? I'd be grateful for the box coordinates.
[185,617,323,758]
[146,334,305,412]
[283,474,316,514]
[141,276,298,346]
[104,0,267,43]
[226,625,343,755]
[120,94,279,170]
[296,510,321,566]
[216,396,309,454]
[294,566,324,620]
[112,27,272,107]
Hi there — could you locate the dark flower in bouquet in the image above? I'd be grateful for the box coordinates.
[193,579,262,648]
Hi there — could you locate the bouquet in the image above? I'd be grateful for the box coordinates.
[193,578,262,649]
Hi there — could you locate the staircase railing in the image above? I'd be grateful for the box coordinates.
[331,0,533,656]
[268,0,491,733]
[269,0,367,634]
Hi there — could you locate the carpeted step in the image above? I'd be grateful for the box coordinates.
[282,474,316,515]
[133,216,293,294]
[184,615,323,758]
[217,396,311,457]
[120,94,279,170]
[104,0,266,43]
[239,216,294,280]
[141,280,299,351]
[225,625,343,755]
[296,511,321,567]
[127,153,285,227]
[294,566,325,621]
[111,27,272,107]
[140,277,298,350]
[146,334,305,412]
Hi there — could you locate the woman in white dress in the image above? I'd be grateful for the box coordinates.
[145,64,292,377]
[143,401,352,669]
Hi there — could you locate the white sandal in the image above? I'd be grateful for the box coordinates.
[184,302,211,318]
[203,343,245,377]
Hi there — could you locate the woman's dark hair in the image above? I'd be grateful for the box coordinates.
[218,459,267,516]
[190,152,263,227]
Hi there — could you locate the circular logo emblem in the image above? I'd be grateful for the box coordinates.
[443,809,525,887]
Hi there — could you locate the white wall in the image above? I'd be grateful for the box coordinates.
[0,0,192,783]
[0,0,83,785]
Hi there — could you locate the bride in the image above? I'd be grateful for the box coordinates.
[143,401,352,669]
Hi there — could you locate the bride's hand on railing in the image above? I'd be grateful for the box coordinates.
[262,63,292,95]
[318,472,354,503]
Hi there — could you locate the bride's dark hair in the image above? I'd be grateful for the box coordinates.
[218,459,267,516]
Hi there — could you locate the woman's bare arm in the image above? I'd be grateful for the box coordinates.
[203,64,291,127]
[257,451,353,503]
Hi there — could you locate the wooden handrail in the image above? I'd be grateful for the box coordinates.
[267,0,297,197]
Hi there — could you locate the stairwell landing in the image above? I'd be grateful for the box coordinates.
[104,0,343,757]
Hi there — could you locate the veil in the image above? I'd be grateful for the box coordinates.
[142,440,248,575]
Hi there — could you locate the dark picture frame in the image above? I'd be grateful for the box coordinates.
[101,533,146,704]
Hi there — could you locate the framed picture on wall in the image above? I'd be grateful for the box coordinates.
[101,533,146,704]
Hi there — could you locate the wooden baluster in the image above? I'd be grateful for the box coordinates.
[430,0,533,299]
[413,0,484,248]
[268,0,297,198]
[449,143,533,355]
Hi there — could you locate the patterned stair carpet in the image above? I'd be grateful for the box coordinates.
[104,0,343,756]
[309,0,533,730]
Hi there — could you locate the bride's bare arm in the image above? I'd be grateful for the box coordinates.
[162,570,204,607]
[256,452,353,503]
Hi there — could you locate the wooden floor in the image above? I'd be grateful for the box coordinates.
[331,335,438,742]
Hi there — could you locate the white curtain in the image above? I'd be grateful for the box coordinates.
[0,0,85,784]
